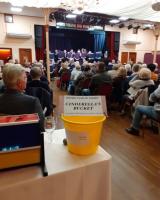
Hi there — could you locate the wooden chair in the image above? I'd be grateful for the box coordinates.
[142,116,160,137]
[94,82,112,112]
[60,72,71,90]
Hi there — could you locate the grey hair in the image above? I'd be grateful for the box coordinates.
[3,64,26,88]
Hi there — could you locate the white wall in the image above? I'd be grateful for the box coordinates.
[0,13,159,63]
[0,14,45,61]
[105,25,157,62]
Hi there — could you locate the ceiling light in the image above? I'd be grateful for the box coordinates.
[11,7,22,12]
[72,9,84,15]
[66,14,76,19]
[119,16,129,21]
[109,19,120,24]
[56,22,65,26]
[93,26,103,30]
[143,24,153,28]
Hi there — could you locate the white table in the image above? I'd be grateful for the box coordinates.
[0,129,111,200]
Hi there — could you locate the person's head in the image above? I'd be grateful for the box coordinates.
[8,59,14,64]
[132,64,141,73]
[147,63,156,72]
[33,62,43,69]
[3,64,27,91]
[142,63,147,68]
[138,68,151,80]
[61,62,68,69]
[15,59,19,64]
[30,67,42,80]
[125,64,132,72]
[117,67,127,78]
[112,64,120,70]
[84,64,91,72]
[75,61,81,70]
[97,62,106,73]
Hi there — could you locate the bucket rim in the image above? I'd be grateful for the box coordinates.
[61,115,106,125]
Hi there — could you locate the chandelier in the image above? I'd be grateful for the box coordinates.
[1,0,100,10]
[59,0,100,11]
[152,0,160,11]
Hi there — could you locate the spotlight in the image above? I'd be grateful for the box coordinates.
[128,24,133,29]
[119,23,125,28]
[109,19,120,24]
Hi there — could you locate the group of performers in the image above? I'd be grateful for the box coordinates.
[50,48,103,62]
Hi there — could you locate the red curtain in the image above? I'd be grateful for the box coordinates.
[35,26,45,61]
[106,32,116,61]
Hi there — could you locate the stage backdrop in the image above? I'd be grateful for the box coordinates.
[34,25,120,61]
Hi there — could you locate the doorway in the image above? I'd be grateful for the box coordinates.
[121,52,128,64]
[19,48,32,65]
[129,52,137,63]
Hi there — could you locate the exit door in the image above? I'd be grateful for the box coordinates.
[19,48,32,65]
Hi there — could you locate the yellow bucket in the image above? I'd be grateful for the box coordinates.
[61,115,106,155]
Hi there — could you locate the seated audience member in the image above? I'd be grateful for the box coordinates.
[27,67,52,94]
[15,59,19,64]
[129,68,154,92]
[70,62,82,81]
[147,63,158,82]
[126,84,160,136]
[107,64,120,80]
[88,62,112,95]
[125,63,132,76]
[68,62,82,94]
[74,64,93,95]
[120,68,154,114]
[111,67,127,104]
[58,62,69,77]
[123,64,142,94]
[27,63,49,84]
[0,64,44,130]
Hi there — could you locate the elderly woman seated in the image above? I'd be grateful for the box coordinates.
[120,68,155,115]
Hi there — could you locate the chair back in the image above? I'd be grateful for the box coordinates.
[26,87,53,116]
[60,72,71,83]
[79,77,91,89]
[95,82,112,97]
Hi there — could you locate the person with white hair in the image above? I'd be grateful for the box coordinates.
[0,64,44,130]
[125,63,132,76]
[70,61,82,81]
[107,64,120,80]
[68,61,82,94]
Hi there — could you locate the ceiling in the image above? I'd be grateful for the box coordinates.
[0,1,160,29]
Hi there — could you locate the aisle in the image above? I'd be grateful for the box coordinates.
[52,80,160,200]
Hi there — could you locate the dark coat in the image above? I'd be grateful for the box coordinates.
[89,71,112,94]
[0,89,44,131]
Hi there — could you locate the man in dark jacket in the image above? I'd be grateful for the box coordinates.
[89,62,112,94]
[0,64,44,131]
